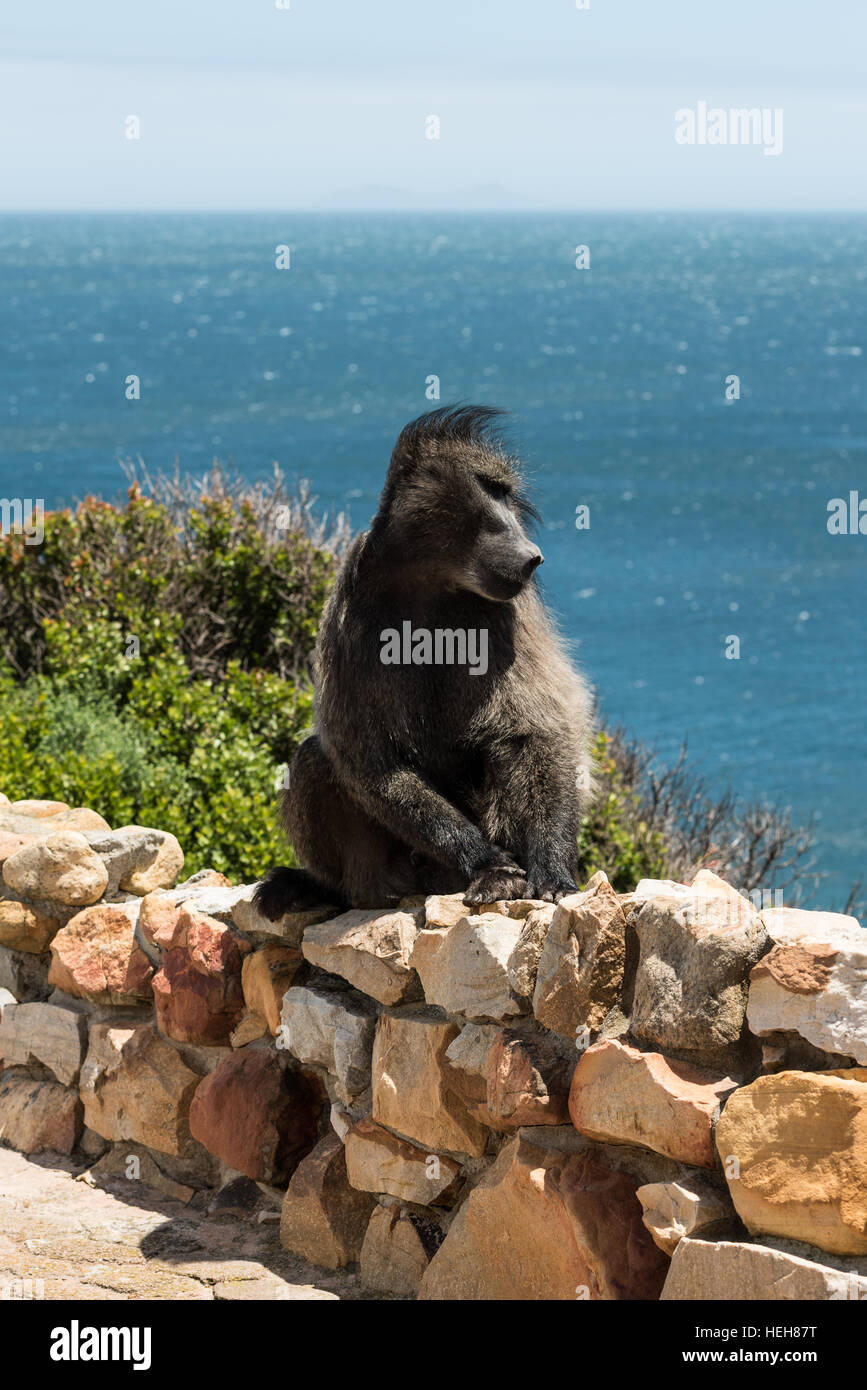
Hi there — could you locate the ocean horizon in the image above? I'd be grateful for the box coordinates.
[2,210,865,908]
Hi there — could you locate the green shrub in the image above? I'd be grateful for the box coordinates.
[0,465,335,880]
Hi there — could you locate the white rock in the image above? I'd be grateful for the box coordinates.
[280,985,378,1104]
[409,914,524,1021]
[0,1000,88,1086]
[636,1178,731,1255]
[301,908,421,1005]
[444,1022,500,1080]
[760,907,863,945]
[747,919,867,1063]
[661,1235,867,1301]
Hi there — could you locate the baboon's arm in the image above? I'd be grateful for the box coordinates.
[482,732,582,899]
[346,762,517,879]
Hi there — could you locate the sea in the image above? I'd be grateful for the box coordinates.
[1,211,865,908]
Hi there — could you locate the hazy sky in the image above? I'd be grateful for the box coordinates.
[1,0,865,210]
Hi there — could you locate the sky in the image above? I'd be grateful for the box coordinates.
[1,0,865,211]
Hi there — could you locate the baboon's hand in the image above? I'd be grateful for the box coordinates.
[464,866,528,906]
[464,847,527,904]
[525,872,579,903]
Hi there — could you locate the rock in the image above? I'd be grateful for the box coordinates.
[532,871,628,1043]
[760,906,863,946]
[179,869,232,890]
[554,1144,673,1299]
[443,1023,500,1114]
[330,1102,353,1141]
[280,985,378,1105]
[0,1073,81,1154]
[10,799,70,817]
[0,830,37,864]
[636,1178,732,1255]
[82,826,184,898]
[50,807,113,833]
[230,1009,269,1048]
[0,898,60,954]
[232,884,341,946]
[507,904,557,999]
[747,925,867,1064]
[80,1022,202,1155]
[138,893,187,951]
[490,898,556,919]
[48,901,153,1006]
[2,831,109,907]
[85,1143,195,1204]
[410,915,525,1021]
[360,1204,446,1296]
[139,884,251,942]
[344,1116,462,1205]
[630,870,767,1064]
[418,1133,668,1300]
[208,1176,264,1218]
[424,894,471,928]
[302,908,421,1006]
[715,1067,867,1257]
[79,1125,110,1159]
[280,1131,375,1267]
[152,908,248,1045]
[569,1039,738,1167]
[0,945,51,1000]
[372,1007,489,1157]
[0,805,110,839]
[242,943,304,1034]
[0,1001,87,1085]
[486,1028,575,1128]
[661,1235,867,1301]
[188,1050,322,1183]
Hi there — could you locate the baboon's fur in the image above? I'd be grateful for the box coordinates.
[255,406,595,915]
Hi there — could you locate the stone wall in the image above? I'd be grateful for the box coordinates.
[1,791,865,1300]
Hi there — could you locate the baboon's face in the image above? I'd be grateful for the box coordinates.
[392,453,544,602]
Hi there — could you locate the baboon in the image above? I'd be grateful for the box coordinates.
[254,406,595,917]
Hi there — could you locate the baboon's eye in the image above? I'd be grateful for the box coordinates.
[476,475,511,501]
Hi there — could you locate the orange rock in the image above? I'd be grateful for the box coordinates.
[0,1073,81,1154]
[360,1204,446,1296]
[344,1116,462,1205]
[188,1051,323,1183]
[48,902,153,1005]
[280,1132,375,1267]
[0,830,36,864]
[716,1068,867,1257]
[80,1023,202,1155]
[0,898,60,954]
[242,943,304,1034]
[532,872,628,1042]
[485,1028,575,1129]
[372,1007,488,1157]
[569,1039,737,1168]
[419,1133,669,1300]
[152,910,248,1045]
